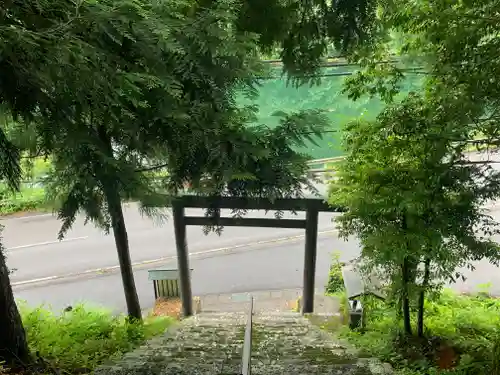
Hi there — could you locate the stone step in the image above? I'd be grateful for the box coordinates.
[254,311,307,322]
[95,312,246,375]
[198,289,341,315]
[251,313,356,361]
[248,362,388,375]
[95,311,392,375]
[248,313,391,375]
[189,311,248,325]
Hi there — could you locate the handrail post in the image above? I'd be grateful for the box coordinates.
[241,296,254,375]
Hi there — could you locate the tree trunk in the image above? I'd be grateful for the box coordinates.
[105,188,143,321]
[417,257,431,338]
[401,257,412,336]
[400,214,412,336]
[0,241,31,368]
[97,125,142,321]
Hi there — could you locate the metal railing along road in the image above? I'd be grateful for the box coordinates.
[306,156,344,182]
[241,296,254,375]
[0,157,344,204]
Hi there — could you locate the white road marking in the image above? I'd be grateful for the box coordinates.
[0,213,55,222]
[6,236,89,251]
[13,275,60,285]
[11,229,338,287]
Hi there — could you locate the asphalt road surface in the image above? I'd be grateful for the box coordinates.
[12,232,499,315]
[3,205,338,283]
[3,199,500,314]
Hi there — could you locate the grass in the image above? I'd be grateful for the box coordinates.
[0,185,52,216]
[337,291,500,375]
[0,157,53,216]
[0,157,172,217]
[323,252,500,374]
[3,303,174,374]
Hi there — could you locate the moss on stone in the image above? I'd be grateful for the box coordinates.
[95,312,392,375]
[251,318,359,368]
[299,346,356,364]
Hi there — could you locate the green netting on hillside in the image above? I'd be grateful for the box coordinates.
[240,65,423,160]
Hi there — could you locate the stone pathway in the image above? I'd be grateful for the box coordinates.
[96,307,392,374]
[96,312,247,375]
[198,288,339,314]
[251,311,391,374]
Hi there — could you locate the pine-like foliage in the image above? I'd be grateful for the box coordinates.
[235,0,379,81]
[0,0,380,365]
[0,0,378,326]
[15,0,334,236]
[0,0,337,319]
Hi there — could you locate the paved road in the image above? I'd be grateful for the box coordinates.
[11,232,500,314]
[3,204,339,283]
[12,233,348,313]
[4,203,500,314]
[3,171,500,314]
[2,181,331,283]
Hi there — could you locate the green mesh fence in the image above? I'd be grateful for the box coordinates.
[240,64,423,160]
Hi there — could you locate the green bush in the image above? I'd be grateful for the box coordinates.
[0,166,169,216]
[340,289,500,375]
[0,185,51,215]
[18,303,173,373]
[0,156,53,215]
[325,251,344,295]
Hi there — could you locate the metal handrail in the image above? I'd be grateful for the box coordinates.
[241,296,254,375]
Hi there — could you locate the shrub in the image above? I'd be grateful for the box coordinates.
[18,303,173,373]
[0,185,51,215]
[325,251,344,295]
[0,168,168,215]
[340,289,500,375]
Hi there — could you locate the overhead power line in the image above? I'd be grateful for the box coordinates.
[259,58,426,80]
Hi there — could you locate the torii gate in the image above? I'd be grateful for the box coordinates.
[171,194,345,316]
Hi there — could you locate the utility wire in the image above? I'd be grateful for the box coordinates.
[259,58,426,80]
[258,68,426,80]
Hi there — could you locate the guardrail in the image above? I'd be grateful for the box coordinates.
[306,156,345,182]
[240,296,254,375]
[3,157,345,192]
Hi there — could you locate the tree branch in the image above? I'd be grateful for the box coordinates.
[20,149,50,159]
[135,163,169,173]
[454,160,500,166]
[458,13,500,23]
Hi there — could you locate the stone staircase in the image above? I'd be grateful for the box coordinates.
[95,310,392,375]
[251,312,390,374]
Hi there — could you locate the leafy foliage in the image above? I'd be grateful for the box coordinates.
[330,0,500,337]
[1,0,384,227]
[239,0,380,82]
[17,303,172,374]
[0,185,48,215]
[330,92,500,334]
[325,251,344,295]
[342,289,500,375]
[26,0,331,237]
[344,0,500,149]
